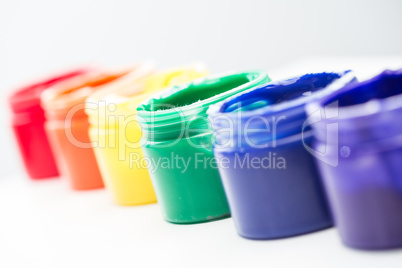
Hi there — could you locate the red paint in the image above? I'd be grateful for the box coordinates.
[9,69,89,179]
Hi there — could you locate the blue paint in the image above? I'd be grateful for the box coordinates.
[208,71,356,239]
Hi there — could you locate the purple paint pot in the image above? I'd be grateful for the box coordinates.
[306,69,402,250]
[208,71,356,240]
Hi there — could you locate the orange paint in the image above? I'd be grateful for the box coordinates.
[41,66,152,190]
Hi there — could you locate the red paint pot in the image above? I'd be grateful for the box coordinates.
[9,69,90,179]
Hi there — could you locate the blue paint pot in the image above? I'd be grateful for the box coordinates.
[306,69,402,250]
[207,71,356,239]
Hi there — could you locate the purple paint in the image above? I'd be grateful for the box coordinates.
[306,69,402,250]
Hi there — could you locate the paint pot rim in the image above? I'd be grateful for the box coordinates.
[208,71,356,148]
[136,71,270,141]
[41,69,130,120]
[306,69,402,145]
[86,63,208,128]
[9,68,90,114]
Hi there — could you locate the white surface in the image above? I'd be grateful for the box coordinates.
[0,176,402,268]
[1,57,402,267]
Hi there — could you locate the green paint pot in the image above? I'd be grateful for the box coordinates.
[137,71,270,224]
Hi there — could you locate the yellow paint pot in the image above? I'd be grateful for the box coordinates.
[86,64,208,205]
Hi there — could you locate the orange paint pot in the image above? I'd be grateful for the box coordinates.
[41,64,154,190]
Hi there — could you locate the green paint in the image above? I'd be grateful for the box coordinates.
[137,71,270,224]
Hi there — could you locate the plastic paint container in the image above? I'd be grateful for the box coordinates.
[208,71,356,239]
[306,69,402,250]
[9,69,89,179]
[41,69,132,190]
[137,71,270,223]
[86,64,208,205]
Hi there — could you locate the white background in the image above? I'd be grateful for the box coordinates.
[1,0,402,177]
[1,1,402,267]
